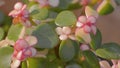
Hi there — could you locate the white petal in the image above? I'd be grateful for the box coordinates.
[59,35,68,40]
[76,21,83,27]
[83,25,91,33]
[48,0,59,7]
[68,35,76,40]
[14,2,23,10]
[62,27,71,35]
[99,61,111,68]
[80,44,90,51]
[25,36,38,46]
[91,25,97,35]
[55,27,63,35]
[16,51,23,60]
[78,16,87,23]
[87,16,96,24]
[11,59,21,68]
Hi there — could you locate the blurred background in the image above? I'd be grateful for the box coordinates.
[0,0,120,44]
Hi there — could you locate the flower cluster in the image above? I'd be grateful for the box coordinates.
[9,2,31,27]
[11,36,37,68]
[56,27,76,40]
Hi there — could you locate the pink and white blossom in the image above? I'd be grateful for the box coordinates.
[56,27,76,40]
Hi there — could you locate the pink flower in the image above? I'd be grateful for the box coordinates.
[76,16,97,35]
[9,2,31,27]
[56,27,76,40]
[11,36,37,68]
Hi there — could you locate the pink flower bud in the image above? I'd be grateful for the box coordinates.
[99,60,111,68]
[56,27,63,35]
[80,44,90,51]
[59,34,68,40]
[62,27,71,35]
[14,2,23,10]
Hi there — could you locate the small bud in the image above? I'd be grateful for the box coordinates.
[59,34,68,40]
[80,44,89,51]
[14,2,23,10]
[62,27,71,35]
[99,61,111,68]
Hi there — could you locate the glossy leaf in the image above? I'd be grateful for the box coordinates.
[0,11,5,25]
[58,0,72,9]
[0,28,4,40]
[55,11,77,26]
[7,24,23,41]
[96,43,120,59]
[97,0,114,15]
[0,47,13,68]
[30,5,48,20]
[81,50,100,68]
[32,23,59,48]
[22,61,27,68]
[90,29,102,50]
[66,63,82,68]
[59,39,78,61]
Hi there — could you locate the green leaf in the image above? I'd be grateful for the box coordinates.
[26,58,48,68]
[0,11,5,25]
[97,0,114,15]
[0,28,4,40]
[0,47,13,68]
[7,24,23,41]
[90,29,102,50]
[55,11,77,26]
[32,23,59,48]
[22,0,29,4]
[30,5,48,20]
[59,39,78,61]
[96,43,120,59]
[66,63,82,68]
[81,50,100,68]
[58,0,72,9]
[22,61,27,68]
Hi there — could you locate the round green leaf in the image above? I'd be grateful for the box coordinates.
[66,63,82,68]
[97,0,114,15]
[32,23,59,48]
[55,11,77,26]
[30,5,48,20]
[96,43,120,59]
[90,29,102,50]
[0,28,4,40]
[0,47,13,68]
[7,24,24,41]
[81,50,100,68]
[59,39,78,61]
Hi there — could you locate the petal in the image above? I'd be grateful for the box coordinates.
[75,28,91,43]
[48,0,59,7]
[91,25,97,35]
[16,51,24,60]
[76,21,83,27]
[80,44,90,51]
[59,34,68,40]
[29,47,37,57]
[99,61,111,68]
[111,60,118,65]
[62,27,71,35]
[78,16,87,23]
[68,35,76,40]
[14,2,23,10]
[11,59,21,68]
[83,25,91,33]
[22,20,31,27]
[55,27,63,35]
[87,16,97,24]
[118,60,120,68]
[25,36,38,46]
[14,39,29,51]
